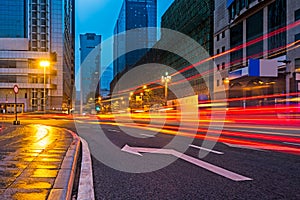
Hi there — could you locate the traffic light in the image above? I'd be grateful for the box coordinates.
[95,103,101,112]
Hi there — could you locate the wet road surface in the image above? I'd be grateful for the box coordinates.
[0,124,73,199]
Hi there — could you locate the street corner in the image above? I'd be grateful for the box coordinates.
[0,125,81,200]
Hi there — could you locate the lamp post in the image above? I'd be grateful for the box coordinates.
[161,72,171,105]
[40,60,50,113]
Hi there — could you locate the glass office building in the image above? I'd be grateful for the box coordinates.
[113,0,157,78]
[0,0,27,38]
[0,0,75,113]
[160,0,215,97]
[80,33,101,104]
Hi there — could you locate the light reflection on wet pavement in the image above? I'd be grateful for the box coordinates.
[0,124,73,199]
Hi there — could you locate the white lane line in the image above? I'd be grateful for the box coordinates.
[140,133,155,138]
[189,144,224,155]
[108,129,121,133]
[122,145,252,182]
[283,142,300,146]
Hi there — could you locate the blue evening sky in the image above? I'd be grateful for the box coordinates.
[75,0,174,89]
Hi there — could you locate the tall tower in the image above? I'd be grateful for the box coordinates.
[113,0,157,79]
[79,33,101,110]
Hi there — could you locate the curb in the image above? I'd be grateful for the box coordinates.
[77,137,95,200]
[48,129,81,200]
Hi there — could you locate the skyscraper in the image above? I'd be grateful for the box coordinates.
[0,0,75,113]
[79,33,101,106]
[113,0,157,78]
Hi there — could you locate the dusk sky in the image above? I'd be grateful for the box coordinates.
[75,0,174,88]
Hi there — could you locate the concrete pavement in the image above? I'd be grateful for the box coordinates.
[0,123,80,200]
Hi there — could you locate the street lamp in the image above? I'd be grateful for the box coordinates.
[161,72,171,105]
[39,60,50,113]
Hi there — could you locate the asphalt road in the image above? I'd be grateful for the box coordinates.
[7,115,300,199]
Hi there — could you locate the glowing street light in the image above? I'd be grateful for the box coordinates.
[224,77,230,84]
[39,60,50,113]
[161,72,171,105]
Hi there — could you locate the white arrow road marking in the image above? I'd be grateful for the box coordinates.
[189,144,224,155]
[108,129,121,133]
[121,144,252,182]
[283,142,300,146]
[140,133,155,138]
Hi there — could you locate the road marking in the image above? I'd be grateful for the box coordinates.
[140,133,155,138]
[189,144,224,155]
[223,142,265,151]
[283,142,300,146]
[121,144,252,182]
[108,129,121,133]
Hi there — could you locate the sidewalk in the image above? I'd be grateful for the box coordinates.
[0,124,80,200]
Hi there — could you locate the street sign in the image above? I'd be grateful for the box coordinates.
[13,85,19,94]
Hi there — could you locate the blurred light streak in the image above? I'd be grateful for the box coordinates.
[113,21,300,96]
[95,118,300,155]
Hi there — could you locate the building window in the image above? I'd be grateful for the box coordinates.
[217,34,220,41]
[216,49,220,55]
[32,27,37,33]
[268,0,286,56]
[222,46,225,52]
[222,31,225,38]
[240,0,246,10]
[247,9,263,58]
[87,35,95,40]
[296,58,300,70]
[41,12,46,18]
[295,9,300,21]
[295,33,300,41]
[230,22,243,63]
[222,62,225,70]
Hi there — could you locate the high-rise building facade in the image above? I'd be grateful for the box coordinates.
[0,0,75,113]
[79,33,101,105]
[214,0,300,106]
[113,0,157,78]
[160,0,215,98]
